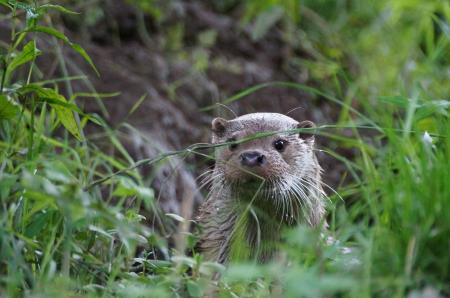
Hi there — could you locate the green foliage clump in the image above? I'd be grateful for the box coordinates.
[0,1,164,297]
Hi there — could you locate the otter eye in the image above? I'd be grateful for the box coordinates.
[273,139,287,152]
[227,138,238,150]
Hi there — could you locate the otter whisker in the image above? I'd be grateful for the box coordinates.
[198,174,221,191]
[197,169,214,182]
[298,177,326,198]
[289,179,312,209]
[284,179,296,223]
[287,179,315,224]
[284,186,303,224]
[278,178,299,225]
[287,186,306,213]
[316,179,342,202]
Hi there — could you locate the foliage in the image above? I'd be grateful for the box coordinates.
[0,0,449,297]
[0,1,163,297]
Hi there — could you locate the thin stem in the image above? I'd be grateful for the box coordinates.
[0,61,6,93]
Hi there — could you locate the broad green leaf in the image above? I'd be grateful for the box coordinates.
[19,85,83,140]
[29,25,70,43]
[29,26,99,75]
[25,211,52,238]
[37,97,83,113]
[187,280,203,298]
[0,94,19,119]
[34,96,102,127]
[52,99,83,141]
[7,40,41,75]
[26,199,57,221]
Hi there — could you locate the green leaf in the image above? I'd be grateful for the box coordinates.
[113,177,138,198]
[224,263,265,282]
[165,213,185,222]
[6,0,32,11]
[70,43,99,76]
[19,85,83,140]
[28,25,70,43]
[0,174,18,201]
[25,211,51,238]
[43,160,77,184]
[34,96,102,127]
[187,280,202,298]
[127,94,147,118]
[37,97,83,113]
[251,5,284,41]
[39,4,79,15]
[199,261,226,275]
[113,176,154,205]
[0,0,11,9]
[415,100,450,121]
[6,1,39,27]
[70,92,120,101]
[7,40,41,75]
[378,96,410,108]
[52,102,83,141]
[89,225,113,239]
[0,94,20,119]
[197,29,217,48]
[29,26,99,75]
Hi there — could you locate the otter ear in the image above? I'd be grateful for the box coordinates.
[211,117,228,137]
[297,120,315,141]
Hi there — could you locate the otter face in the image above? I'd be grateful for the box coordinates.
[211,113,316,184]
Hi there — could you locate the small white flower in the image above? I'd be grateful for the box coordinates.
[422,131,433,146]
[341,246,353,254]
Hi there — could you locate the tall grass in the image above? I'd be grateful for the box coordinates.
[0,1,164,297]
[0,0,449,297]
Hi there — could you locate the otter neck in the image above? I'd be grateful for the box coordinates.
[204,174,325,263]
[214,181,293,263]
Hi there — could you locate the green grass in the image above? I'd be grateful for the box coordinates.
[1,0,449,297]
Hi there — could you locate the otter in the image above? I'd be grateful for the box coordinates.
[196,113,326,264]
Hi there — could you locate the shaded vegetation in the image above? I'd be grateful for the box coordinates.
[0,0,449,297]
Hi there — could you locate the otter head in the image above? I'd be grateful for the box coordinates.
[211,113,317,185]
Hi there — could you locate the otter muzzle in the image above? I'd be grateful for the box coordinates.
[240,151,266,167]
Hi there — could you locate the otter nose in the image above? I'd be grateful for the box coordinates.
[240,151,265,167]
